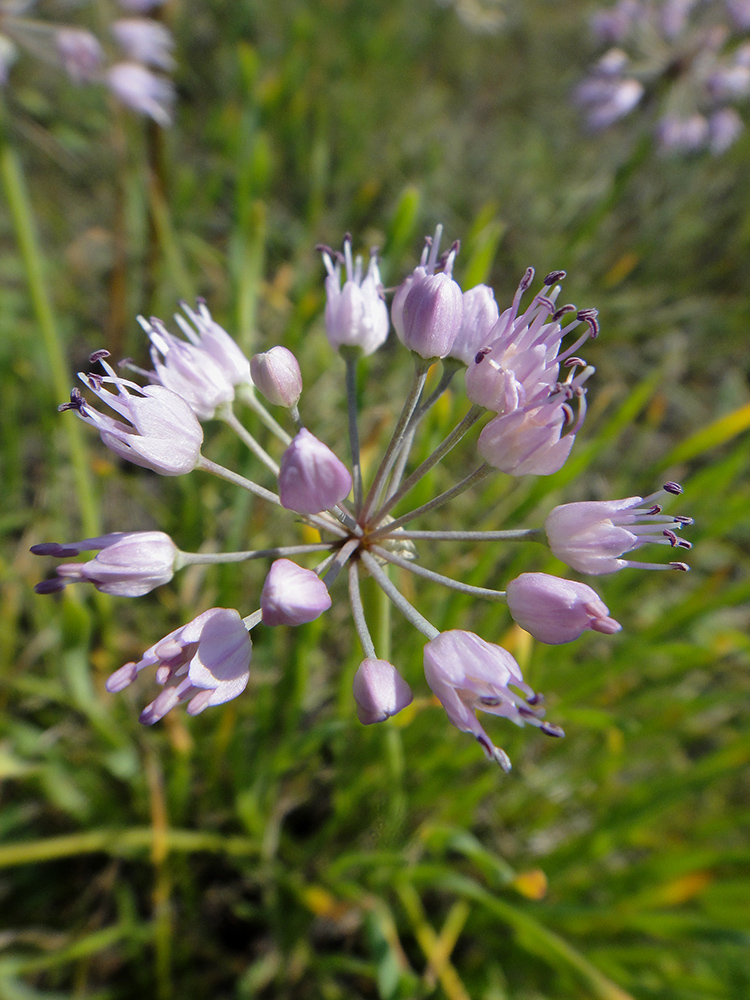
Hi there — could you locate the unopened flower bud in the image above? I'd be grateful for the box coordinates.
[261,559,331,626]
[400,270,464,360]
[250,347,302,408]
[278,428,352,514]
[506,572,621,644]
[352,658,413,724]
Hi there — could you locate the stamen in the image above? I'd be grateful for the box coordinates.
[544,270,567,285]
[89,349,110,363]
[663,481,683,495]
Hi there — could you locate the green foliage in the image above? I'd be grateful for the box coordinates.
[1,0,749,997]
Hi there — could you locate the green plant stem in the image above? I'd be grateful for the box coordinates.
[0,139,101,540]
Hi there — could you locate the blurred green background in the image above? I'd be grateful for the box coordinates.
[1,1,749,997]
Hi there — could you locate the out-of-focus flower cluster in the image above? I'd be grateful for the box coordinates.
[33,227,692,771]
[0,0,174,125]
[577,0,750,153]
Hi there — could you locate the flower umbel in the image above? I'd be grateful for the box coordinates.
[41,228,692,771]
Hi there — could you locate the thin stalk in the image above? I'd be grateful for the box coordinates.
[360,357,430,521]
[322,538,359,589]
[348,561,376,658]
[371,545,508,602]
[387,357,463,495]
[242,610,263,629]
[0,138,100,539]
[220,406,279,475]
[369,463,493,538]
[196,455,281,505]
[392,528,542,542]
[237,385,292,445]
[343,348,363,511]
[371,404,485,524]
[359,550,439,640]
[176,542,334,568]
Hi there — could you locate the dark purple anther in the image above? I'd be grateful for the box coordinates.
[670,561,690,571]
[540,722,565,738]
[34,578,68,594]
[663,482,683,495]
[89,349,110,363]
[544,270,567,285]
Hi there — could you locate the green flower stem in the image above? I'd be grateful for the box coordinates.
[0,137,100,539]
[371,544,508,601]
[196,455,281,504]
[238,385,292,445]
[220,405,280,474]
[348,561,376,658]
[359,550,439,640]
[393,528,542,541]
[371,404,486,524]
[177,542,334,568]
[342,347,364,511]
[369,462,493,538]
[359,357,430,522]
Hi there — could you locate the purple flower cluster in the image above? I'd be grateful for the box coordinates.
[33,228,692,770]
[578,0,750,153]
[0,0,174,125]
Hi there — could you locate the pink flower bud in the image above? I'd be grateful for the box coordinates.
[31,531,177,597]
[506,572,621,644]
[449,284,500,365]
[352,658,413,724]
[278,428,352,514]
[400,271,464,360]
[261,559,331,626]
[250,347,302,408]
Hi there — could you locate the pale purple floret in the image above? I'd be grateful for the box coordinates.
[545,484,693,574]
[250,347,302,408]
[400,263,464,361]
[506,572,622,644]
[320,236,389,356]
[448,284,500,366]
[107,61,174,126]
[423,630,563,770]
[62,353,203,475]
[139,314,236,420]
[106,608,251,723]
[175,300,253,390]
[352,658,413,725]
[31,531,177,597]
[278,428,352,514]
[260,559,331,626]
[465,267,598,416]
[112,18,175,71]
[56,29,104,83]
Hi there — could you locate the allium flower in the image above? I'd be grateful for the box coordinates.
[45,227,692,769]
[31,531,177,597]
[106,608,252,723]
[506,572,621,644]
[261,559,331,626]
[61,352,203,475]
[278,428,352,514]
[353,659,413,724]
[424,630,563,771]
[579,0,750,153]
[107,61,174,126]
[112,18,174,71]
[320,236,389,356]
[56,29,104,83]
[545,484,693,574]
